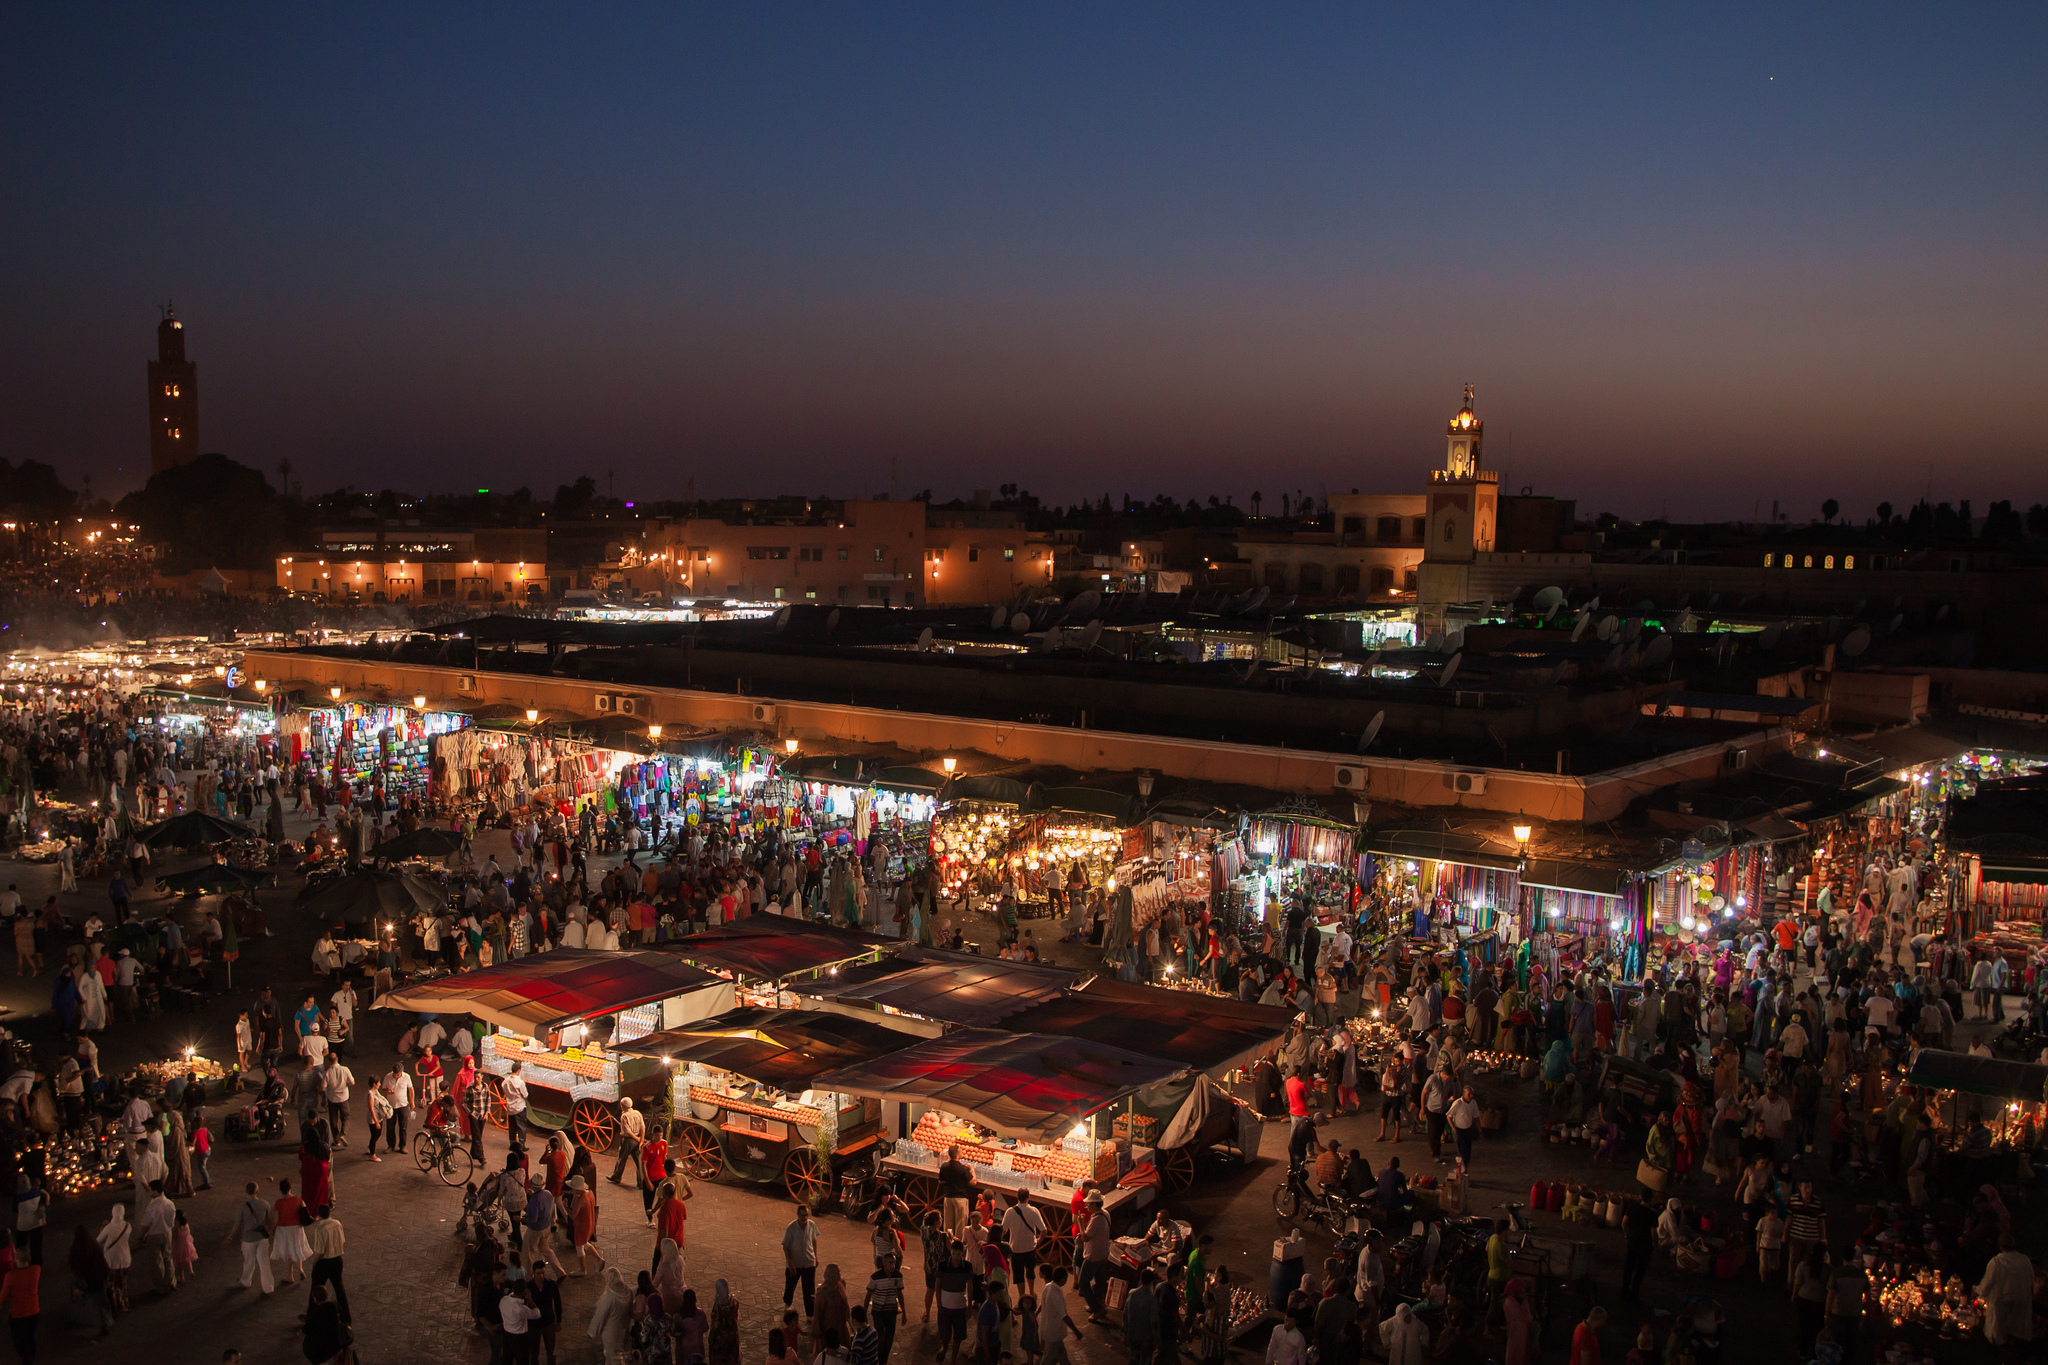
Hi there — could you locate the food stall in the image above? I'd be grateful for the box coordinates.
[658,919,899,1006]
[374,948,734,1152]
[609,1006,925,1207]
[812,1029,1186,1265]
[784,946,1077,1029]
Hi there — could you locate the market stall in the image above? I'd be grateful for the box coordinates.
[373,948,735,1151]
[813,1029,1186,1262]
[784,946,1076,1028]
[610,1005,925,1207]
[1247,806,1360,929]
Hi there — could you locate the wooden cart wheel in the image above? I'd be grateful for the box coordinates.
[483,1075,508,1129]
[902,1175,942,1227]
[1037,1204,1076,1268]
[572,1099,618,1154]
[783,1147,832,1208]
[1159,1145,1197,1194]
[674,1122,724,1181]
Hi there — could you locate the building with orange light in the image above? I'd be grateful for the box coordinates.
[147,305,199,473]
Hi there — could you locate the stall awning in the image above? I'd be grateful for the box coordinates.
[784,947,1077,1026]
[1903,1050,2048,1103]
[612,1006,925,1093]
[939,775,1032,808]
[1795,778,1910,824]
[872,765,946,794]
[1032,786,1143,826]
[1362,829,1522,871]
[658,920,895,981]
[372,949,731,1034]
[1978,863,2048,887]
[1517,859,1625,898]
[807,1028,1187,1141]
[1001,979,1293,1076]
[1733,815,1807,844]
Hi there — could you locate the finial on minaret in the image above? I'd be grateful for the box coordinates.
[1462,381,1474,410]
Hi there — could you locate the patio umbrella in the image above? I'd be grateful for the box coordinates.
[296,868,445,928]
[158,864,269,896]
[136,809,260,849]
[372,827,466,862]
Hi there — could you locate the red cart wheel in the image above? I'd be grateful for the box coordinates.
[783,1147,832,1207]
[674,1122,724,1181]
[572,1099,618,1154]
[483,1075,508,1129]
[1037,1204,1076,1267]
[902,1175,942,1227]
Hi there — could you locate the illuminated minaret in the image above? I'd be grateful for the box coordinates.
[148,303,199,473]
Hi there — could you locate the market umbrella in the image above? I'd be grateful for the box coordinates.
[295,868,445,929]
[157,864,269,897]
[135,809,260,850]
[371,827,466,862]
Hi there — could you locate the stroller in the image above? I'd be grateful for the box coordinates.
[459,1171,509,1247]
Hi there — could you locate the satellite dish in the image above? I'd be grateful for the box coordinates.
[1010,612,1031,634]
[1358,711,1385,752]
[1706,593,1720,609]
[773,606,791,632]
[1758,623,1784,649]
[1596,615,1619,643]
[1439,628,1464,654]
[1605,644,1624,670]
[1824,615,1842,640]
[1437,653,1463,688]
[1064,589,1101,622]
[1362,646,1386,675]
[1570,614,1591,643]
[1078,620,1104,651]
[1422,630,1444,651]
[1888,613,1904,634]
[1245,586,1270,614]
[1841,625,1871,658]
[917,626,934,651]
[1041,625,1063,652]
[1587,596,1600,611]
[991,605,1007,630]
[1541,662,1568,688]
[1623,617,1644,643]
[1675,610,1697,634]
[1642,635,1674,668]
[1533,586,1566,613]
[1852,599,1867,617]
[1544,601,1562,622]
[825,608,841,633]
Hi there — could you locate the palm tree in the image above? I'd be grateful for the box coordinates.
[1876,501,1892,526]
[1250,490,1263,519]
[1822,498,1839,524]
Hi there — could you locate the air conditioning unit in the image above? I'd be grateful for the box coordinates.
[618,697,644,717]
[1723,748,1750,770]
[1333,764,1368,791]
[456,675,478,693]
[593,693,616,713]
[749,702,778,724]
[1453,771,1488,795]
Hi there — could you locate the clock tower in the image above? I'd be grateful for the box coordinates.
[1425,384,1496,564]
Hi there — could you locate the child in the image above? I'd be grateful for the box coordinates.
[1626,1324,1657,1365]
[191,1117,213,1191]
[172,1209,199,1284]
[1017,1288,1041,1365]
[1755,1206,1786,1285]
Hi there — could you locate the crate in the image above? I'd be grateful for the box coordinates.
[1112,1113,1159,1143]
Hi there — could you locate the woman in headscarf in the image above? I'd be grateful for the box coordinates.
[1654,1198,1687,1250]
[161,1108,195,1197]
[671,1286,709,1364]
[588,1266,633,1365]
[707,1278,741,1365]
[298,1121,334,1214]
[1501,1279,1535,1365]
[1975,1233,2035,1348]
[653,1236,687,1306]
[96,1203,132,1315]
[815,1262,850,1345]
[50,965,80,1034]
[1641,1112,1676,1194]
[568,1174,605,1276]
[76,959,109,1033]
[1378,1302,1430,1365]
[69,1222,113,1336]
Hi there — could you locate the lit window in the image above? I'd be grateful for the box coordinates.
[1824,555,1834,570]
[1004,546,1016,561]
[1802,555,1813,568]
[1762,553,1774,568]
[873,547,885,562]
[1843,555,1854,570]
[836,547,849,561]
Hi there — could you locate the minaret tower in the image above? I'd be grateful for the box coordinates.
[148,302,200,473]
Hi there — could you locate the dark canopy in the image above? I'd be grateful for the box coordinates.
[136,809,261,849]
[784,947,1076,1027]
[373,948,731,1034]
[372,826,466,861]
[1904,1050,2048,1103]
[658,919,893,981]
[295,868,445,927]
[997,978,1293,1076]
[808,1028,1186,1141]
[612,1006,924,1093]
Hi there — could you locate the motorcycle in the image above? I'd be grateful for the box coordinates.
[1272,1163,1370,1235]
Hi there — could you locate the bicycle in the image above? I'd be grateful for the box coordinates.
[413,1124,476,1186]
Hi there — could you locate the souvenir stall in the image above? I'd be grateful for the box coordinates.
[373,948,734,1154]
[1245,807,1360,934]
[785,766,939,876]
[1361,831,1518,958]
[1514,857,1634,977]
[612,1006,923,1207]
[1112,814,1227,936]
[928,805,1124,916]
[818,1029,1184,1266]
[287,699,468,804]
[430,724,693,824]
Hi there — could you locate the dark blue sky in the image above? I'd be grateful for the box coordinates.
[5,5,2044,517]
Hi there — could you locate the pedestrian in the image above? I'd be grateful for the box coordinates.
[709,1278,741,1365]
[522,1173,566,1277]
[138,1181,177,1295]
[782,1203,819,1316]
[94,1207,130,1315]
[608,1098,644,1186]
[1448,1085,1481,1171]
[1124,1267,1160,1365]
[864,1251,904,1363]
[321,1057,356,1148]
[587,1267,632,1365]
[305,1205,349,1326]
[1077,1191,1112,1320]
[222,1181,275,1295]
[271,1180,309,1284]
[531,1262,564,1365]
[170,1211,197,1286]
[0,1248,37,1365]
[365,1081,393,1162]
[383,1064,413,1157]
[566,1176,604,1277]
[302,1284,347,1365]
[10,1177,45,1268]
[503,1061,530,1147]
[1569,1306,1605,1365]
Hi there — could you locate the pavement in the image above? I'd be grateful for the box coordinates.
[1,788,2031,1365]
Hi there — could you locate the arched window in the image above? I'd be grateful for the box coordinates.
[1802,555,1814,569]
[1443,520,1457,543]
[1824,555,1835,570]
[1762,553,1774,568]
[1843,555,1855,570]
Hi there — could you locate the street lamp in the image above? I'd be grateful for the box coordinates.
[414,694,427,708]
[526,709,539,723]
[784,737,798,754]
[1512,822,1532,845]
[330,686,342,700]
[647,725,663,740]
[942,757,957,774]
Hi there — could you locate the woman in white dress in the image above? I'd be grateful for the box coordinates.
[57,839,77,893]
[76,961,109,1032]
[97,1203,133,1313]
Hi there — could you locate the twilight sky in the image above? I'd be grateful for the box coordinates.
[4,5,2045,518]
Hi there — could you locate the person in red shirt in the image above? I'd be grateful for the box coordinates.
[654,1178,689,1255]
[1,1252,38,1359]
[1571,1306,1606,1365]
[640,1132,670,1217]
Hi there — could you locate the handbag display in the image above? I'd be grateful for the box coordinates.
[1634,1159,1669,1192]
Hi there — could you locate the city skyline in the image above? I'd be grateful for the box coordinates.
[4,6,2045,517]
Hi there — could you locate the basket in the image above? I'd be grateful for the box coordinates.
[1113,1113,1159,1143]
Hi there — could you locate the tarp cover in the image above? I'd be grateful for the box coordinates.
[784,947,1076,1026]
[807,1028,1186,1141]
[613,1006,925,1093]
[1516,858,1626,898]
[661,919,894,981]
[373,949,729,1034]
[1903,1050,2048,1103]
[1004,979,1292,1076]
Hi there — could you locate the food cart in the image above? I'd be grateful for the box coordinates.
[374,948,735,1151]
[609,1006,925,1208]
[811,1029,1186,1266]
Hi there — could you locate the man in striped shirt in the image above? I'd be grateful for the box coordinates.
[864,1253,905,1362]
[848,1304,880,1365]
[1783,1180,1827,1285]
